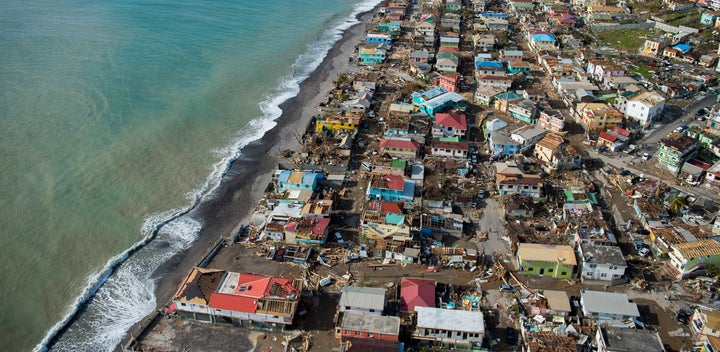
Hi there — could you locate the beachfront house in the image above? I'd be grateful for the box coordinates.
[517,243,577,279]
[276,170,323,192]
[365,33,393,46]
[413,306,485,348]
[358,47,387,65]
[366,174,415,202]
[173,268,301,326]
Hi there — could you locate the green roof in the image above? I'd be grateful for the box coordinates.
[563,190,598,204]
[386,213,405,225]
[392,159,407,169]
[439,136,461,142]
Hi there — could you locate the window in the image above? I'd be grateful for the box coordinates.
[588,264,596,268]
[180,303,186,307]
[344,329,350,334]
[355,331,360,336]
[547,268,554,273]
[368,333,374,338]
[601,273,607,278]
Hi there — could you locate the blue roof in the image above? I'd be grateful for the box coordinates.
[278,170,292,184]
[301,172,321,186]
[673,44,691,52]
[402,181,415,200]
[385,213,405,225]
[495,91,522,101]
[475,61,504,68]
[531,33,556,42]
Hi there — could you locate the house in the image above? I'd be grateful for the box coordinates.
[475,61,506,76]
[578,243,627,285]
[596,327,665,352]
[399,278,436,313]
[517,243,577,279]
[624,91,665,129]
[576,102,624,134]
[633,198,670,230]
[367,174,415,202]
[429,140,469,159]
[528,30,558,51]
[435,57,458,73]
[284,216,331,245]
[434,72,461,92]
[433,112,467,138]
[642,37,671,57]
[505,195,535,218]
[376,20,402,34]
[477,74,513,91]
[511,125,547,152]
[409,49,430,63]
[414,306,484,347]
[508,99,538,124]
[379,137,420,160]
[489,131,520,157]
[543,290,572,317]
[535,134,583,171]
[689,308,720,351]
[656,132,700,174]
[496,172,543,197]
[478,17,509,31]
[339,286,386,315]
[537,109,566,132]
[604,76,639,90]
[358,47,387,65]
[411,86,465,117]
[485,118,508,138]
[338,313,400,342]
[277,170,323,192]
[315,110,362,133]
[701,12,719,26]
[366,33,393,46]
[300,199,333,218]
[415,22,435,37]
[580,290,640,321]
[508,61,531,74]
[439,35,460,48]
[173,268,301,326]
[500,49,523,62]
[667,239,720,279]
[534,133,565,164]
[597,131,624,152]
[472,33,496,52]
[494,91,523,113]
[475,86,501,106]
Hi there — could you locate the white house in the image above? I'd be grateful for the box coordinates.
[510,125,547,152]
[429,141,469,159]
[596,327,665,352]
[433,112,467,138]
[578,243,627,285]
[339,286,386,315]
[414,306,484,346]
[580,290,640,321]
[624,91,665,129]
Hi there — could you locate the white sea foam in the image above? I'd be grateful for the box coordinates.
[36,0,382,350]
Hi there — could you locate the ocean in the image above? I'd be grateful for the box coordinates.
[0,0,379,350]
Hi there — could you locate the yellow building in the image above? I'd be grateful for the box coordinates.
[315,110,362,133]
[642,37,670,57]
[576,102,624,134]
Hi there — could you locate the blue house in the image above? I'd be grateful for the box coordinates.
[377,20,402,34]
[366,174,415,202]
[277,170,323,192]
[411,86,464,117]
[365,33,393,45]
[700,12,718,26]
[507,61,531,74]
[672,43,691,54]
[488,132,520,157]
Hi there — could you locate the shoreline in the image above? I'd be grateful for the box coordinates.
[149,5,375,328]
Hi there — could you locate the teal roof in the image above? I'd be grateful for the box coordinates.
[386,213,405,225]
[563,190,598,204]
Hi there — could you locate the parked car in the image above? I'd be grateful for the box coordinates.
[638,247,651,257]
[335,232,345,244]
[499,284,516,292]
[620,170,632,176]
[642,152,651,161]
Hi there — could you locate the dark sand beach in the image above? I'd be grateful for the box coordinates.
[150,9,375,311]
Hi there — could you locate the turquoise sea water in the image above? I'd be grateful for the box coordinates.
[0,0,378,350]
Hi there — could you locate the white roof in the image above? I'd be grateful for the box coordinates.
[581,290,639,317]
[415,306,484,332]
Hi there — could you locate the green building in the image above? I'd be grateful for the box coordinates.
[655,132,699,175]
[517,243,577,279]
[668,239,720,279]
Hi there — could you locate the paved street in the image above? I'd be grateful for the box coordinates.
[472,198,512,260]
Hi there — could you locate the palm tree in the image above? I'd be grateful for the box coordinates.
[668,196,688,216]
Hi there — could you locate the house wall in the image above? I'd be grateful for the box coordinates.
[498,183,541,198]
[415,327,484,345]
[340,329,398,341]
[431,147,468,159]
[581,263,626,281]
[519,259,574,278]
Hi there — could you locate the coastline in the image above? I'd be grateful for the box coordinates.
[149,6,374,324]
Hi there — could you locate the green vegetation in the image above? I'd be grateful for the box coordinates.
[594,28,657,52]
[661,9,701,27]
[628,0,663,13]
[629,62,653,79]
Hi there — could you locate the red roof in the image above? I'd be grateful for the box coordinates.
[439,47,460,53]
[312,217,331,236]
[612,126,631,137]
[432,141,469,151]
[400,278,436,313]
[435,112,467,130]
[598,131,617,143]
[384,175,405,191]
[209,273,298,313]
[380,201,404,214]
[380,138,420,150]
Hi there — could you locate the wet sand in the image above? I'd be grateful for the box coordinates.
[150,9,374,309]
